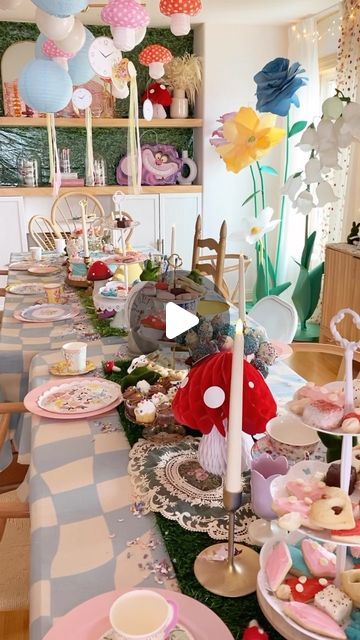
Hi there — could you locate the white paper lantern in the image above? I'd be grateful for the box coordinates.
[54,19,86,55]
[36,8,75,41]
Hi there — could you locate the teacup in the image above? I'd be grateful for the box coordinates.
[109,589,178,640]
[54,238,66,254]
[44,283,63,304]
[62,341,87,373]
[266,413,320,458]
[30,246,42,262]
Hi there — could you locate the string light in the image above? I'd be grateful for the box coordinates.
[290,3,359,44]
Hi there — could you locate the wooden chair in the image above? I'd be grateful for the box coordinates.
[191,215,250,300]
[28,215,61,251]
[289,342,360,386]
[51,192,106,240]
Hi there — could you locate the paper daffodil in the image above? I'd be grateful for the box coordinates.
[233,207,280,245]
[293,190,314,216]
[304,157,322,184]
[210,107,285,173]
[316,180,339,206]
[281,174,303,202]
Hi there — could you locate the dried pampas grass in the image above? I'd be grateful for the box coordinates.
[163,53,202,107]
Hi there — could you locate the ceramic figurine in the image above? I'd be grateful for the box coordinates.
[347,221,360,245]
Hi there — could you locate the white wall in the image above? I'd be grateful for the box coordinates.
[194,23,288,294]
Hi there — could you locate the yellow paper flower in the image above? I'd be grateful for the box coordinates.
[212,107,285,173]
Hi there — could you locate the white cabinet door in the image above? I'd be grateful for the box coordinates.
[159,193,202,270]
[0,197,27,265]
[121,195,160,251]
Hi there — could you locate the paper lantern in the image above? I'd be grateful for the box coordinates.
[159,0,202,36]
[36,8,75,41]
[139,44,172,80]
[31,0,88,17]
[42,39,75,70]
[19,59,73,113]
[101,0,150,52]
[68,28,95,85]
[35,34,47,60]
[54,19,86,55]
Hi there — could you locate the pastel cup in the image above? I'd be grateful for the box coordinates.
[266,413,320,458]
[54,238,66,254]
[62,342,87,373]
[109,589,178,640]
[44,283,63,304]
[30,246,42,262]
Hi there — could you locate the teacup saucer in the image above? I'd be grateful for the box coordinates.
[49,360,96,377]
[99,625,194,639]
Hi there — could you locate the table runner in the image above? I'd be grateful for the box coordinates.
[29,342,303,640]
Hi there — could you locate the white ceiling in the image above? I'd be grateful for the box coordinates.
[0,0,337,27]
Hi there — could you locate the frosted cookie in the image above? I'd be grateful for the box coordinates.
[265,541,292,592]
[341,569,360,607]
[301,539,337,578]
[288,544,311,577]
[303,400,344,431]
[309,487,355,531]
[278,511,302,532]
[283,601,346,639]
[332,521,360,544]
[283,575,332,602]
[352,445,360,473]
[314,584,352,624]
[287,397,311,415]
[287,476,326,501]
[134,399,156,424]
[272,496,311,516]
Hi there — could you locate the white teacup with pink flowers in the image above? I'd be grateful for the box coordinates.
[109,590,178,640]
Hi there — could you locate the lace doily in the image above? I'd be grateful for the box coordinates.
[128,437,256,543]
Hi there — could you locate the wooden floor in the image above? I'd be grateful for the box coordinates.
[0,350,351,640]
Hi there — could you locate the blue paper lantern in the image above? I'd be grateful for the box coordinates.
[31,1,88,17]
[35,34,47,60]
[19,60,73,113]
[68,27,95,85]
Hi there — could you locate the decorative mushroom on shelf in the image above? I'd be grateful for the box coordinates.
[141,82,172,119]
[101,0,150,52]
[159,0,202,36]
[42,39,75,70]
[87,260,113,295]
[172,351,277,476]
[139,44,173,80]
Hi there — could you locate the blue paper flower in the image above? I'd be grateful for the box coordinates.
[254,57,307,117]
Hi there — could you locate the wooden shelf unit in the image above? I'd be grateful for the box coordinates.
[0,185,203,196]
[0,117,203,129]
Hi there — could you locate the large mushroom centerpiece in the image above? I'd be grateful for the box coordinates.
[101,0,150,52]
[139,44,172,80]
[172,352,277,475]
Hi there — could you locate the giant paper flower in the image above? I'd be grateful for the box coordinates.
[210,107,285,173]
[254,57,307,117]
[232,207,280,245]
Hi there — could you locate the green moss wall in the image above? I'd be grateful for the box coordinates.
[0,23,194,186]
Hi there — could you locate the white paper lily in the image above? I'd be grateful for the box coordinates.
[342,101,360,141]
[233,207,280,245]
[317,119,337,150]
[281,174,303,202]
[304,157,322,184]
[297,126,318,152]
[319,146,342,170]
[316,180,339,207]
[334,118,354,148]
[293,190,314,215]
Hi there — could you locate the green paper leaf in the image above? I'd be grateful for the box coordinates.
[292,265,311,322]
[264,251,276,286]
[308,261,324,319]
[301,230,316,269]
[288,120,308,138]
[259,165,278,176]
[269,281,291,296]
[255,263,267,301]
[242,190,262,206]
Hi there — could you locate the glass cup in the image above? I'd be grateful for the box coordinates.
[30,246,42,262]
[44,283,63,304]
[109,590,178,640]
[54,238,66,254]
[62,342,87,373]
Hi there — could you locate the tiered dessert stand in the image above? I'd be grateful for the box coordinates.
[257,308,360,640]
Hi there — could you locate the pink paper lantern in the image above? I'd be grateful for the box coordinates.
[101,0,150,51]
[159,0,202,36]
[42,39,75,70]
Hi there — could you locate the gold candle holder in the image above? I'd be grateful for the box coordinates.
[193,489,259,597]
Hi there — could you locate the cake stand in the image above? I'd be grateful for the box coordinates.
[257,308,360,640]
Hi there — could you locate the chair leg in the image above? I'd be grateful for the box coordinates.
[0,517,7,542]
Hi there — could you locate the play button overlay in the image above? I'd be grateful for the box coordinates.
[165,302,199,340]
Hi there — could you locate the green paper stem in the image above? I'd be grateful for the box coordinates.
[250,164,260,272]
[275,113,290,280]
[256,161,269,296]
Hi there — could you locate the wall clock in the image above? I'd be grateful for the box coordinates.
[72,87,92,110]
[88,37,121,79]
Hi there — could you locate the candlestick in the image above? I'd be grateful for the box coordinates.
[80,199,89,258]
[225,319,244,493]
[238,255,246,322]
[120,229,129,295]
[170,224,176,256]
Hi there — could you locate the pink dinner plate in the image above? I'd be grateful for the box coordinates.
[24,378,122,420]
[272,340,293,360]
[13,308,79,323]
[43,589,234,640]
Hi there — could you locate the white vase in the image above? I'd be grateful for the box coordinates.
[170,89,189,118]
[177,150,197,184]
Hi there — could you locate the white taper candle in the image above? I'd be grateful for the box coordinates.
[225,319,244,493]
[238,255,246,322]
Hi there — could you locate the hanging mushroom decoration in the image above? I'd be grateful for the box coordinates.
[42,39,75,71]
[139,44,173,80]
[141,82,172,119]
[101,0,150,52]
[159,0,202,36]
[172,352,277,476]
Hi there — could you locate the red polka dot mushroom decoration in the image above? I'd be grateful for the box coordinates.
[141,82,172,119]
[42,39,75,71]
[139,44,173,80]
[160,0,202,36]
[172,352,277,476]
[101,0,150,52]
